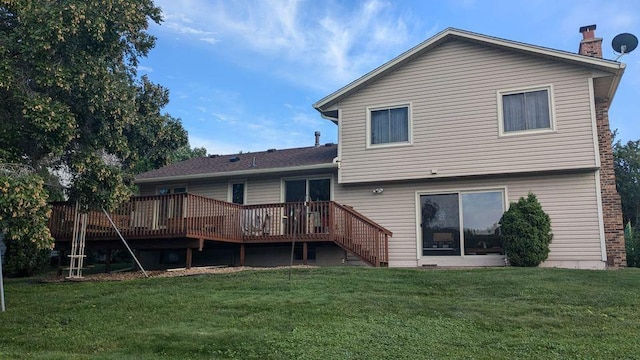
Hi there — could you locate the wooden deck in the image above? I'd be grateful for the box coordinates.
[48,194,391,266]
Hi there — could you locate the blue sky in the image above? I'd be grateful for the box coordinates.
[140,0,640,155]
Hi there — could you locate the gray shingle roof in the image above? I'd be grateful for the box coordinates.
[135,144,338,181]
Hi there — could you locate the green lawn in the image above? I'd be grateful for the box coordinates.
[1,267,639,359]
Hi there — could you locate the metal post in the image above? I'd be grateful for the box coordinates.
[288,204,300,281]
[0,232,7,312]
[102,208,148,278]
[1,244,5,312]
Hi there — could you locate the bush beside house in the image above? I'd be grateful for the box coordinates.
[500,193,553,267]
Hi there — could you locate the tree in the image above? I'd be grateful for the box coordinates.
[171,145,207,163]
[125,76,208,174]
[0,0,190,209]
[0,0,191,274]
[499,193,553,267]
[613,137,640,227]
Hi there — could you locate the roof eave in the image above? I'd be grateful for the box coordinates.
[313,27,624,111]
[607,63,626,104]
[135,162,338,184]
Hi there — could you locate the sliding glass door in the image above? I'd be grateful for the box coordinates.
[284,178,331,234]
[421,190,504,256]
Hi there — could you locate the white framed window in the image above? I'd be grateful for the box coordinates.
[366,103,412,148]
[497,85,555,136]
[228,181,247,205]
[156,185,187,195]
[280,175,333,203]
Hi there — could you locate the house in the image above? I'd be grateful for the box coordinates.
[49,25,627,269]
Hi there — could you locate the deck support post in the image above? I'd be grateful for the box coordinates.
[57,249,64,276]
[186,247,193,270]
[239,244,245,266]
[198,238,204,251]
[303,242,308,265]
[105,248,112,273]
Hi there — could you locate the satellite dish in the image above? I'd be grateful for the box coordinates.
[612,33,638,59]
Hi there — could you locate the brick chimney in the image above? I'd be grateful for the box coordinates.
[578,24,602,58]
[314,131,320,147]
[580,23,628,267]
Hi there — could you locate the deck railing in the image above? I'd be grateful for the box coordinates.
[48,194,391,266]
[330,202,391,267]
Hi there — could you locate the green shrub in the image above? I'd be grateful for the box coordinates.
[3,232,51,276]
[0,174,54,276]
[499,193,553,267]
[625,223,640,268]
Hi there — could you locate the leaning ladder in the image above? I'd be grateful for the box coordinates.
[68,202,87,279]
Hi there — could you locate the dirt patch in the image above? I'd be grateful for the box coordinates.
[43,265,316,283]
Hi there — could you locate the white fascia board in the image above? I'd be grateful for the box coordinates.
[606,65,626,104]
[135,163,338,184]
[313,27,625,111]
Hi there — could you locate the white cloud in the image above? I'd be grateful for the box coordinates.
[212,113,230,122]
[200,37,219,45]
[138,65,153,73]
[163,12,193,24]
[165,21,211,36]
[153,0,423,91]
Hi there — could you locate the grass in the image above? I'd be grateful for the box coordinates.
[1,267,639,359]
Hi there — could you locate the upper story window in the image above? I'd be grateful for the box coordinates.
[498,86,554,135]
[367,104,412,147]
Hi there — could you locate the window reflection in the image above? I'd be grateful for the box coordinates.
[462,192,504,255]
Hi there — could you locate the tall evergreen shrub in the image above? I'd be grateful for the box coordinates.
[625,223,640,267]
[499,193,553,267]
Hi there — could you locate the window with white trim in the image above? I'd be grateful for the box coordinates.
[499,87,553,134]
[368,104,411,146]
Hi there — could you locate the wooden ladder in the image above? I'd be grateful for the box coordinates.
[67,202,87,279]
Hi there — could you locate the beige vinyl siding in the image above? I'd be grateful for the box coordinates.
[333,172,602,266]
[246,177,282,205]
[338,40,597,184]
[188,181,227,200]
[137,172,339,205]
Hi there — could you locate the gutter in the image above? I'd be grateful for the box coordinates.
[606,63,626,105]
[135,162,338,184]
